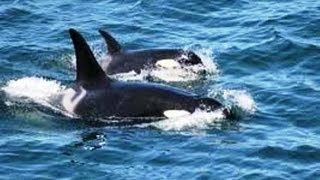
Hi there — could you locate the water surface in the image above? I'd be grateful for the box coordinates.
[0,0,320,179]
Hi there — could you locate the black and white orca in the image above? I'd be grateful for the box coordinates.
[98,29,204,75]
[61,29,229,123]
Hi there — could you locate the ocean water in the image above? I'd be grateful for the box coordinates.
[0,0,320,179]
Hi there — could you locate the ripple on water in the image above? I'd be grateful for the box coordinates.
[0,0,320,179]
[252,145,320,163]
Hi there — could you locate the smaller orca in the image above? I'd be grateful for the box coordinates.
[98,29,204,75]
[62,29,229,124]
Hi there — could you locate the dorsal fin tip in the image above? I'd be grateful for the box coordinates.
[98,29,121,54]
[69,28,111,87]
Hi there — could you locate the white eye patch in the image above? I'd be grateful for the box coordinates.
[156,59,181,69]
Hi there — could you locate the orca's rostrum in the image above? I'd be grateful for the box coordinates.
[61,29,230,123]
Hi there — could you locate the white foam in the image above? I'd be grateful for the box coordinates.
[194,48,219,74]
[222,90,256,114]
[1,76,74,117]
[150,108,226,131]
[209,89,256,117]
[2,76,65,103]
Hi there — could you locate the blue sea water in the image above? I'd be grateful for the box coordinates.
[0,0,320,179]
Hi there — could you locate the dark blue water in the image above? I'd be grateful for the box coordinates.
[1,0,320,179]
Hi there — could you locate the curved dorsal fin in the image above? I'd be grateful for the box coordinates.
[98,29,122,54]
[69,28,111,88]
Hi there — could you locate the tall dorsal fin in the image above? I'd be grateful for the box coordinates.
[69,28,111,87]
[98,29,122,54]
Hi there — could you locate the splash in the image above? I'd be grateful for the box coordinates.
[1,76,70,116]
[2,77,65,103]
[148,89,256,131]
[209,89,256,118]
[194,48,219,74]
[148,108,226,131]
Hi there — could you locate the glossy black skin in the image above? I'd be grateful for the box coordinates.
[98,29,202,75]
[68,28,230,123]
[105,49,202,74]
[74,80,226,118]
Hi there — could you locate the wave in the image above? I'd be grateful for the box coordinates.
[1,76,72,117]
[209,88,256,118]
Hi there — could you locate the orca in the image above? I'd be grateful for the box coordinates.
[62,29,229,124]
[98,29,204,75]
